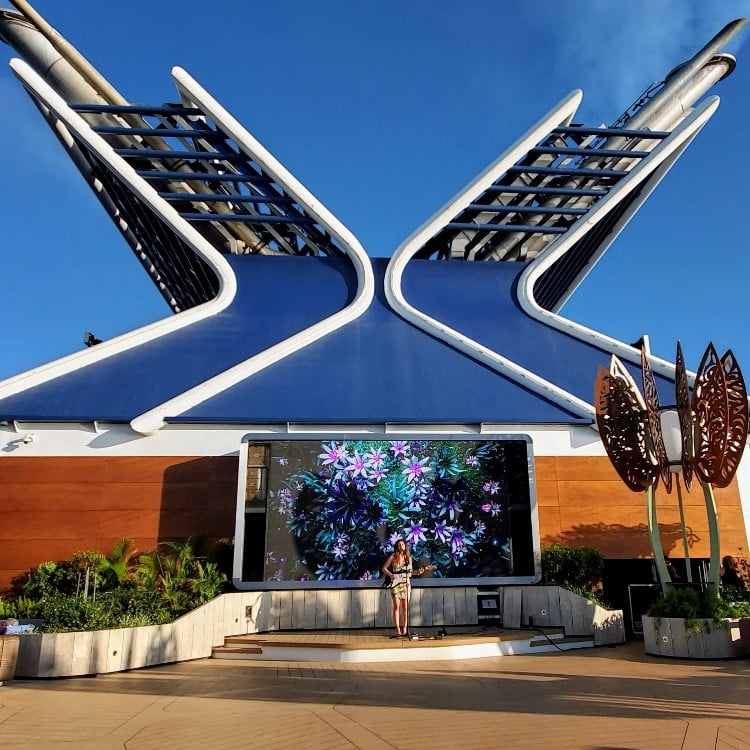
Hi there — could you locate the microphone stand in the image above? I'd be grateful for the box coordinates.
[404,570,412,639]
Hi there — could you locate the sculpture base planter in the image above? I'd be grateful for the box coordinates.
[0,635,20,684]
[642,616,745,659]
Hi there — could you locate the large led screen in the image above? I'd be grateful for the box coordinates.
[241,437,536,585]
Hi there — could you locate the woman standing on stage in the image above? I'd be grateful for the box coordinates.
[382,538,413,637]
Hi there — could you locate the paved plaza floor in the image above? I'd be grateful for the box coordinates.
[1,641,749,749]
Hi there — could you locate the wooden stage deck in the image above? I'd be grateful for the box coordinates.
[212,625,595,662]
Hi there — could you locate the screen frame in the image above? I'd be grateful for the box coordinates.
[232,431,541,590]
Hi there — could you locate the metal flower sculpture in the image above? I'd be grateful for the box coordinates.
[595,339,748,592]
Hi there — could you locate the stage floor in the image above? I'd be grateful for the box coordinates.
[213,625,595,662]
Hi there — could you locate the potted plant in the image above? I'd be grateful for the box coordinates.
[642,587,750,659]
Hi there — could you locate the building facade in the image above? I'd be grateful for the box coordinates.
[0,7,747,596]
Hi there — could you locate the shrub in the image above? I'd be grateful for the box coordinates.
[0,538,226,632]
[9,551,103,600]
[647,586,750,622]
[540,543,604,602]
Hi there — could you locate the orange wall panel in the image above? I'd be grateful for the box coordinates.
[534,456,558,482]
[0,452,747,591]
[552,456,623,482]
[0,456,239,590]
[536,506,562,539]
[556,480,644,508]
[535,456,748,562]
[534,480,560,507]
[2,482,105,510]
[0,457,108,484]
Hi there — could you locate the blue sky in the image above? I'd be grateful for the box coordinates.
[0,0,749,383]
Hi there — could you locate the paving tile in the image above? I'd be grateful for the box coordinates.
[0,641,749,749]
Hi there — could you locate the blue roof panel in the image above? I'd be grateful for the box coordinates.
[0,256,671,424]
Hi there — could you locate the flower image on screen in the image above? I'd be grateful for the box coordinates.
[255,438,532,583]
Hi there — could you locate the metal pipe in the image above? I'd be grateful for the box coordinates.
[675,481,693,583]
[475,18,746,264]
[0,9,108,105]
[7,0,127,104]
[625,19,746,132]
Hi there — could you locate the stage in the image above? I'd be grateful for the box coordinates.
[211,625,596,663]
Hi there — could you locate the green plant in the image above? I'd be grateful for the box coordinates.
[136,538,225,614]
[647,586,750,626]
[95,538,139,586]
[0,538,227,633]
[10,551,105,600]
[540,543,604,603]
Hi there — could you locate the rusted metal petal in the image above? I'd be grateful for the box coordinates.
[595,361,658,492]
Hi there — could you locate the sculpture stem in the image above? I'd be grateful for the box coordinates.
[701,481,720,594]
[646,483,670,593]
[675,480,693,582]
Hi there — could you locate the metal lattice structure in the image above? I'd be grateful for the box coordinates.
[0,5,744,317]
[33,98,349,314]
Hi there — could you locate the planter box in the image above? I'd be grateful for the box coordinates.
[642,616,745,659]
[0,635,20,684]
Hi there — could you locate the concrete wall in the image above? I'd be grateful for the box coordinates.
[15,585,623,678]
[499,585,625,646]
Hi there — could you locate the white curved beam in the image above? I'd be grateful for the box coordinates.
[130,69,375,434]
[0,58,238,401]
[386,91,597,420]
[386,93,719,420]
[517,96,720,382]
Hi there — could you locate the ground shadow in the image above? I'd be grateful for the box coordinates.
[13,642,750,723]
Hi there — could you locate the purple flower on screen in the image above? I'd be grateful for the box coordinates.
[318,442,347,466]
[450,529,467,554]
[390,441,410,457]
[365,448,387,468]
[405,522,427,545]
[277,488,294,516]
[437,496,461,521]
[345,449,369,479]
[402,456,432,483]
[433,522,449,543]
[406,494,426,511]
